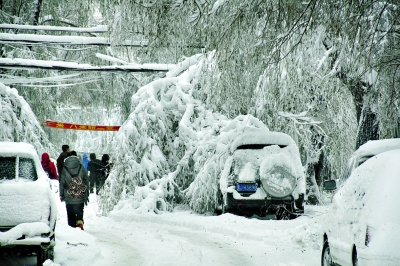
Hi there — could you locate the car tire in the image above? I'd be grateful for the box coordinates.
[37,245,53,265]
[321,240,334,266]
[352,246,358,266]
[276,207,290,220]
[276,203,295,220]
[222,200,228,214]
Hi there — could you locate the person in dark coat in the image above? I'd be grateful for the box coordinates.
[87,153,104,194]
[56,144,70,176]
[98,154,112,194]
[59,151,89,230]
[41,152,58,180]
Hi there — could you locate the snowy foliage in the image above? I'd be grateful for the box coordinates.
[98,54,285,214]
[0,83,56,156]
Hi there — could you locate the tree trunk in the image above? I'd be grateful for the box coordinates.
[32,0,43,26]
[355,102,379,149]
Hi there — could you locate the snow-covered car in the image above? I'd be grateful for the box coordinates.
[0,142,57,265]
[339,138,400,184]
[321,148,400,266]
[219,127,305,219]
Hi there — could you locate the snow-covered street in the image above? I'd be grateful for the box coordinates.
[52,191,326,266]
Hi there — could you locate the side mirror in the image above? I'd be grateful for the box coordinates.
[324,180,337,191]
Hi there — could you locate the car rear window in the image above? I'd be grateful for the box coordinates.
[0,156,37,181]
[0,157,16,180]
[237,144,287,149]
[19,158,37,180]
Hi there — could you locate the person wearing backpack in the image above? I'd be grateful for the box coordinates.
[59,151,89,230]
[41,152,58,180]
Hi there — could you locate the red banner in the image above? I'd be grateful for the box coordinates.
[44,120,120,131]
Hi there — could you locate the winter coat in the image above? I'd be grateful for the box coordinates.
[56,151,69,177]
[59,156,89,205]
[87,153,105,182]
[82,153,90,172]
[41,152,58,180]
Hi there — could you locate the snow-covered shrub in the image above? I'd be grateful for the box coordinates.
[0,83,56,156]
[99,54,207,214]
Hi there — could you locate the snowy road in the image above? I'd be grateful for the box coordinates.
[53,193,327,266]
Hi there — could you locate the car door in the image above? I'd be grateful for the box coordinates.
[328,171,368,265]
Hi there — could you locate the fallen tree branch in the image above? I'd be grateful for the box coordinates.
[0,58,176,72]
[0,33,148,46]
[0,24,108,33]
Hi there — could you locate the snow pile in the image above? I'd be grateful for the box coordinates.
[0,222,50,245]
[98,53,286,215]
[0,83,56,156]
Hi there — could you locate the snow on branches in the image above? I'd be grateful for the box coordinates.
[98,54,271,215]
[0,83,56,156]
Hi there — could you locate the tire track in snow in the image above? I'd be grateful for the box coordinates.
[86,218,144,265]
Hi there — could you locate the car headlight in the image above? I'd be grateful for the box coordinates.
[260,165,297,198]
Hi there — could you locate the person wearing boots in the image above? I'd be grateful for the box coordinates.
[59,151,89,230]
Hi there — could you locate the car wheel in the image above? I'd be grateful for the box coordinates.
[222,200,228,214]
[321,240,334,266]
[352,246,358,266]
[37,245,53,265]
[276,204,293,220]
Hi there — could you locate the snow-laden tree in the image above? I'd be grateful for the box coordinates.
[0,82,56,156]
[0,0,154,152]
[98,53,275,215]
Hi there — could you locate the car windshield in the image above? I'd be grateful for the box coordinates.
[0,156,37,182]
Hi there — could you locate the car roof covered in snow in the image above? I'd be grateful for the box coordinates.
[230,127,295,153]
[0,142,39,158]
[352,138,400,159]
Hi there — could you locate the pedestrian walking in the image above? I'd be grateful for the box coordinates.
[98,154,112,193]
[41,152,58,180]
[59,150,89,230]
[87,153,104,194]
[56,144,70,176]
[101,154,112,179]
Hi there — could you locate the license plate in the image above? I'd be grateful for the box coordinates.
[236,183,258,192]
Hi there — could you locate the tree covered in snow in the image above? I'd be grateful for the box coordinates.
[0,82,56,156]
[0,0,152,154]
[98,54,274,215]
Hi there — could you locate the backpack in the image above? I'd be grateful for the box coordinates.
[64,165,87,199]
